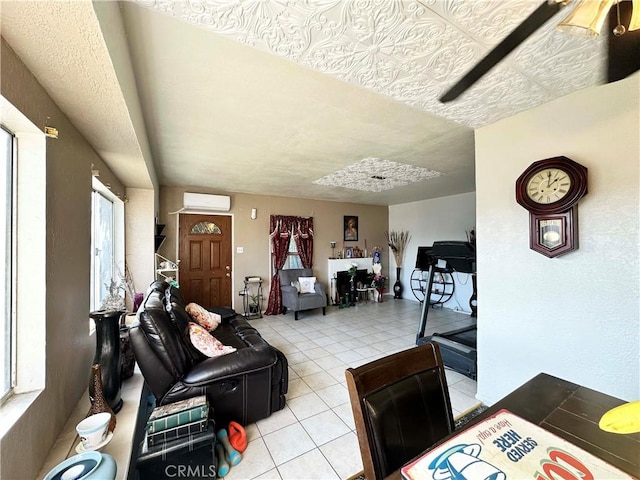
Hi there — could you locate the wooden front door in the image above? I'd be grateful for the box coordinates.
[178,214,232,307]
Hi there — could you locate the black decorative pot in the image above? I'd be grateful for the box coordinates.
[349,278,356,306]
[470,273,478,317]
[120,313,136,380]
[393,267,403,299]
[89,310,124,413]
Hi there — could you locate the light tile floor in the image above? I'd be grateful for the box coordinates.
[223,298,479,480]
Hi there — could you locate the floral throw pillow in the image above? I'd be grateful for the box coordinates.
[186,303,222,332]
[188,323,236,358]
[298,276,317,294]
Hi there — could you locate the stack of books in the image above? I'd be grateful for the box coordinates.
[145,395,209,447]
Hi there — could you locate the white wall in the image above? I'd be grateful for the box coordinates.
[389,192,476,311]
[475,75,640,404]
[125,188,156,299]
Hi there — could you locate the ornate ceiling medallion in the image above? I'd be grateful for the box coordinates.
[313,157,441,192]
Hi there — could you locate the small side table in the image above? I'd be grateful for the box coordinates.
[356,287,376,303]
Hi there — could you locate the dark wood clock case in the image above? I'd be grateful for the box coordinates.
[516,156,587,259]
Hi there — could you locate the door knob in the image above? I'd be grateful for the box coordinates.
[226,266,230,270]
[226,273,231,277]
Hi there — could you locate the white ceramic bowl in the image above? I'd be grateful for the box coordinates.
[44,451,117,480]
[76,413,110,450]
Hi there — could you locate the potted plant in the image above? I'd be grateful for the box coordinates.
[249,294,260,314]
[373,274,387,302]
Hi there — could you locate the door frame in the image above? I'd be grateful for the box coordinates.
[174,211,235,309]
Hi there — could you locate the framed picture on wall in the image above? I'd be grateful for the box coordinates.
[344,216,358,241]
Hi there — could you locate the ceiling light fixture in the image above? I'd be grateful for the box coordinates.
[440,0,638,102]
[555,0,640,37]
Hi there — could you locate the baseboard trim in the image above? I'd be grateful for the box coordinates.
[454,402,485,421]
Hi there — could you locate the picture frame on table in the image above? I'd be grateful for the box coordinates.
[344,216,358,241]
[345,247,354,258]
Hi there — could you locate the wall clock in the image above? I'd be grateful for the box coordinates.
[515,156,588,258]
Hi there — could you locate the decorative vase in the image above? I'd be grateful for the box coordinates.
[89,310,124,413]
[377,288,384,302]
[119,313,135,380]
[349,277,356,306]
[470,273,478,317]
[87,364,116,432]
[393,267,403,299]
[133,292,144,312]
[340,294,350,308]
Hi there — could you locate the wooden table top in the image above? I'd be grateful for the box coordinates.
[388,372,640,479]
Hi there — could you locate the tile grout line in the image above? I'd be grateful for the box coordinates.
[244,300,476,479]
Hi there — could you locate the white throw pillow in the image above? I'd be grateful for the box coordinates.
[186,302,222,332]
[291,281,301,293]
[298,276,317,294]
[188,322,236,358]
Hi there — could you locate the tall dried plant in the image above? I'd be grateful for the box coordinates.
[385,230,411,268]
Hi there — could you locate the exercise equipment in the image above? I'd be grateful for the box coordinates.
[228,421,248,453]
[416,241,478,380]
[215,443,230,477]
[217,428,242,466]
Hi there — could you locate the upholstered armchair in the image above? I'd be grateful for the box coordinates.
[279,268,327,320]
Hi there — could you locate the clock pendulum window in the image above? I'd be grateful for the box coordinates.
[515,156,588,258]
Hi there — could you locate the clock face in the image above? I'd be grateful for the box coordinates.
[516,156,587,215]
[526,168,572,205]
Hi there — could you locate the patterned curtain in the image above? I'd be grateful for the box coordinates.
[264,217,292,315]
[294,218,314,268]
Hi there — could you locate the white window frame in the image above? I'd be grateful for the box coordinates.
[0,95,46,431]
[90,177,125,315]
[283,238,303,270]
[0,126,15,401]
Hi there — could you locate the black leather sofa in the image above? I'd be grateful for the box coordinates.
[130,280,288,425]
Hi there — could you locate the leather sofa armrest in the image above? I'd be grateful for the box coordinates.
[182,344,279,385]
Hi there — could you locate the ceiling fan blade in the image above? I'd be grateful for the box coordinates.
[608,1,640,82]
[439,1,566,103]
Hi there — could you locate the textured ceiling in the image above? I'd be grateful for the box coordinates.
[134,0,606,128]
[0,0,154,189]
[0,1,608,205]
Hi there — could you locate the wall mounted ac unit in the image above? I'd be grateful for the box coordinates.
[183,192,231,212]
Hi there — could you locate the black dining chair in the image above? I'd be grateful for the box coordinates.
[345,342,455,480]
